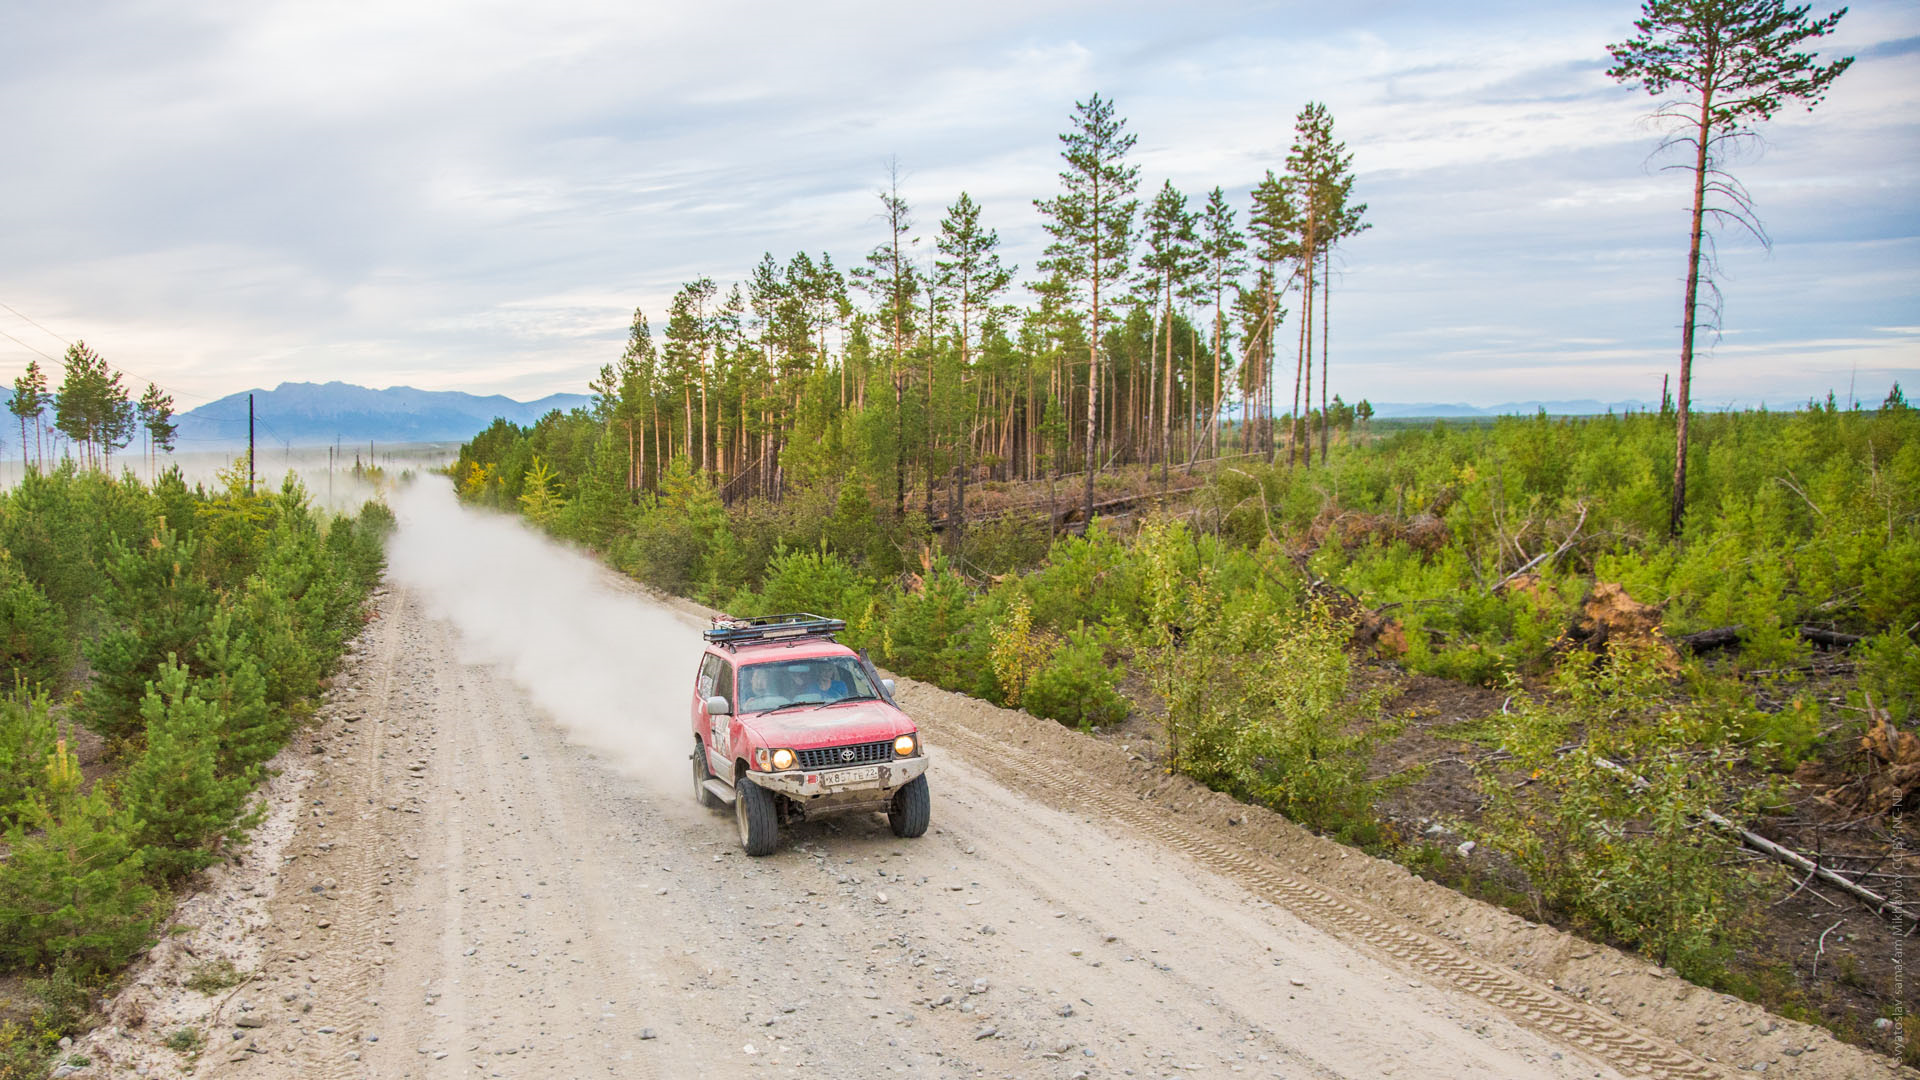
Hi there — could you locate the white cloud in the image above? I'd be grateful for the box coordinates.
[0,0,1912,409]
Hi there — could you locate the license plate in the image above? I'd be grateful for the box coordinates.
[820,765,879,787]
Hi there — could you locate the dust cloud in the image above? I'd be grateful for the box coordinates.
[386,479,703,793]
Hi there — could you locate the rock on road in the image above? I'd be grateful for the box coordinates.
[77,483,1898,1080]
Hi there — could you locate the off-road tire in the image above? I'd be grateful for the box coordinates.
[692,740,724,810]
[888,774,930,838]
[735,776,780,856]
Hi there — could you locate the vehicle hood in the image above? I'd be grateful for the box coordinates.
[739,702,915,748]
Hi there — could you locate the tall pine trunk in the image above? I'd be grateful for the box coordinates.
[1320,250,1331,465]
[1671,93,1713,537]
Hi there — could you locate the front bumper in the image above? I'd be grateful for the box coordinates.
[749,753,929,801]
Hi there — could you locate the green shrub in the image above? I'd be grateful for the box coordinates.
[1858,629,1920,723]
[122,659,253,883]
[880,564,986,691]
[753,546,874,625]
[986,593,1055,708]
[1022,626,1126,729]
[193,613,284,781]
[0,554,66,691]
[1475,649,1766,980]
[81,528,217,746]
[0,686,56,829]
[0,741,160,975]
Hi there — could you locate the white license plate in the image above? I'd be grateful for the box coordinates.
[820,765,879,787]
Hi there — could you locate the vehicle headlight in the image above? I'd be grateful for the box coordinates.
[893,734,917,757]
[771,748,795,771]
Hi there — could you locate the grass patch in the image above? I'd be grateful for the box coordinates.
[183,958,246,994]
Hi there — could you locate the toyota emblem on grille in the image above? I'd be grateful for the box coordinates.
[840,748,856,762]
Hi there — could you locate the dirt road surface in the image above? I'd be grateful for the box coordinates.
[71,485,1906,1080]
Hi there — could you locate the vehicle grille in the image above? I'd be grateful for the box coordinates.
[797,740,894,770]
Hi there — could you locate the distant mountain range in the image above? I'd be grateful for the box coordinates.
[174,382,592,449]
[157,383,1660,452]
[1367,399,1655,418]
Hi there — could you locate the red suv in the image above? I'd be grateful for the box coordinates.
[690,613,930,855]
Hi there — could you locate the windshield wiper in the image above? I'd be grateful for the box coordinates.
[765,698,828,714]
[827,694,879,705]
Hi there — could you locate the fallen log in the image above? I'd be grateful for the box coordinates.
[1590,755,1918,926]
[1676,624,1867,654]
[1798,625,1864,649]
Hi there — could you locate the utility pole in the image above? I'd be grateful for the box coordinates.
[248,392,255,495]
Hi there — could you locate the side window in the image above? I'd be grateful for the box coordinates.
[697,653,720,698]
[715,661,734,703]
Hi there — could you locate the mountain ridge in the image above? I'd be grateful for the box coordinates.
[173,381,592,448]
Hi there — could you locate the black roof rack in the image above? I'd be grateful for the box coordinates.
[703,612,847,648]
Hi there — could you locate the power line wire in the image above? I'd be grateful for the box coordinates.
[0,327,59,364]
[0,303,71,348]
[0,301,218,410]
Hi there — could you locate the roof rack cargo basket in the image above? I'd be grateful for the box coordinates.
[703,612,847,646]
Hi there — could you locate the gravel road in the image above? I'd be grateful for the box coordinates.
[70,484,1906,1080]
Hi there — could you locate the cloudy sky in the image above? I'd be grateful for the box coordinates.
[3,0,1915,412]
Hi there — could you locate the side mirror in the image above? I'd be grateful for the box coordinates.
[880,678,896,696]
[705,695,732,716]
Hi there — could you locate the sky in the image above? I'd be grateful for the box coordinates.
[2,0,1915,413]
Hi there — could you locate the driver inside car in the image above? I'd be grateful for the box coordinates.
[807,663,850,703]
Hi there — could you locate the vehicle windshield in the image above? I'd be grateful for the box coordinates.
[736,657,878,713]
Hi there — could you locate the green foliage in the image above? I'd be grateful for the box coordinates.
[0,741,160,975]
[1857,629,1920,724]
[193,613,284,781]
[0,460,384,992]
[1131,520,1394,837]
[1021,625,1127,729]
[162,1027,204,1054]
[0,553,66,691]
[82,528,217,745]
[122,658,253,882]
[879,564,989,694]
[750,546,874,629]
[986,593,1054,708]
[0,686,56,829]
[1475,650,1766,980]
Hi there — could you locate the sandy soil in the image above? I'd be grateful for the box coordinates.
[63,489,1912,1080]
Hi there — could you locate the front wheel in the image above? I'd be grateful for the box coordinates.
[888,774,930,838]
[735,777,780,856]
[692,741,723,810]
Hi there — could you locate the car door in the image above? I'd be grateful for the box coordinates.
[694,652,722,745]
[707,660,736,777]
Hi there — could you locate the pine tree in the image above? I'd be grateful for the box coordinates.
[850,161,921,518]
[83,528,218,746]
[0,683,56,828]
[122,658,251,882]
[1139,181,1200,484]
[192,611,282,780]
[0,739,159,973]
[8,362,49,468]
[590,308,655,494]
[137,382,177,480]
[934,191,1015,540]
[1608,0,1852,535]
[1035,94,1140,527]
[1300,106,1366,467]
[1196,187,1247,461]
[1247,172,1297,461]
[0,552,67,692]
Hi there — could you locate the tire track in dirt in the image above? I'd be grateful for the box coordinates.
[291,588,410,1080]
[923,717,1725,1080]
